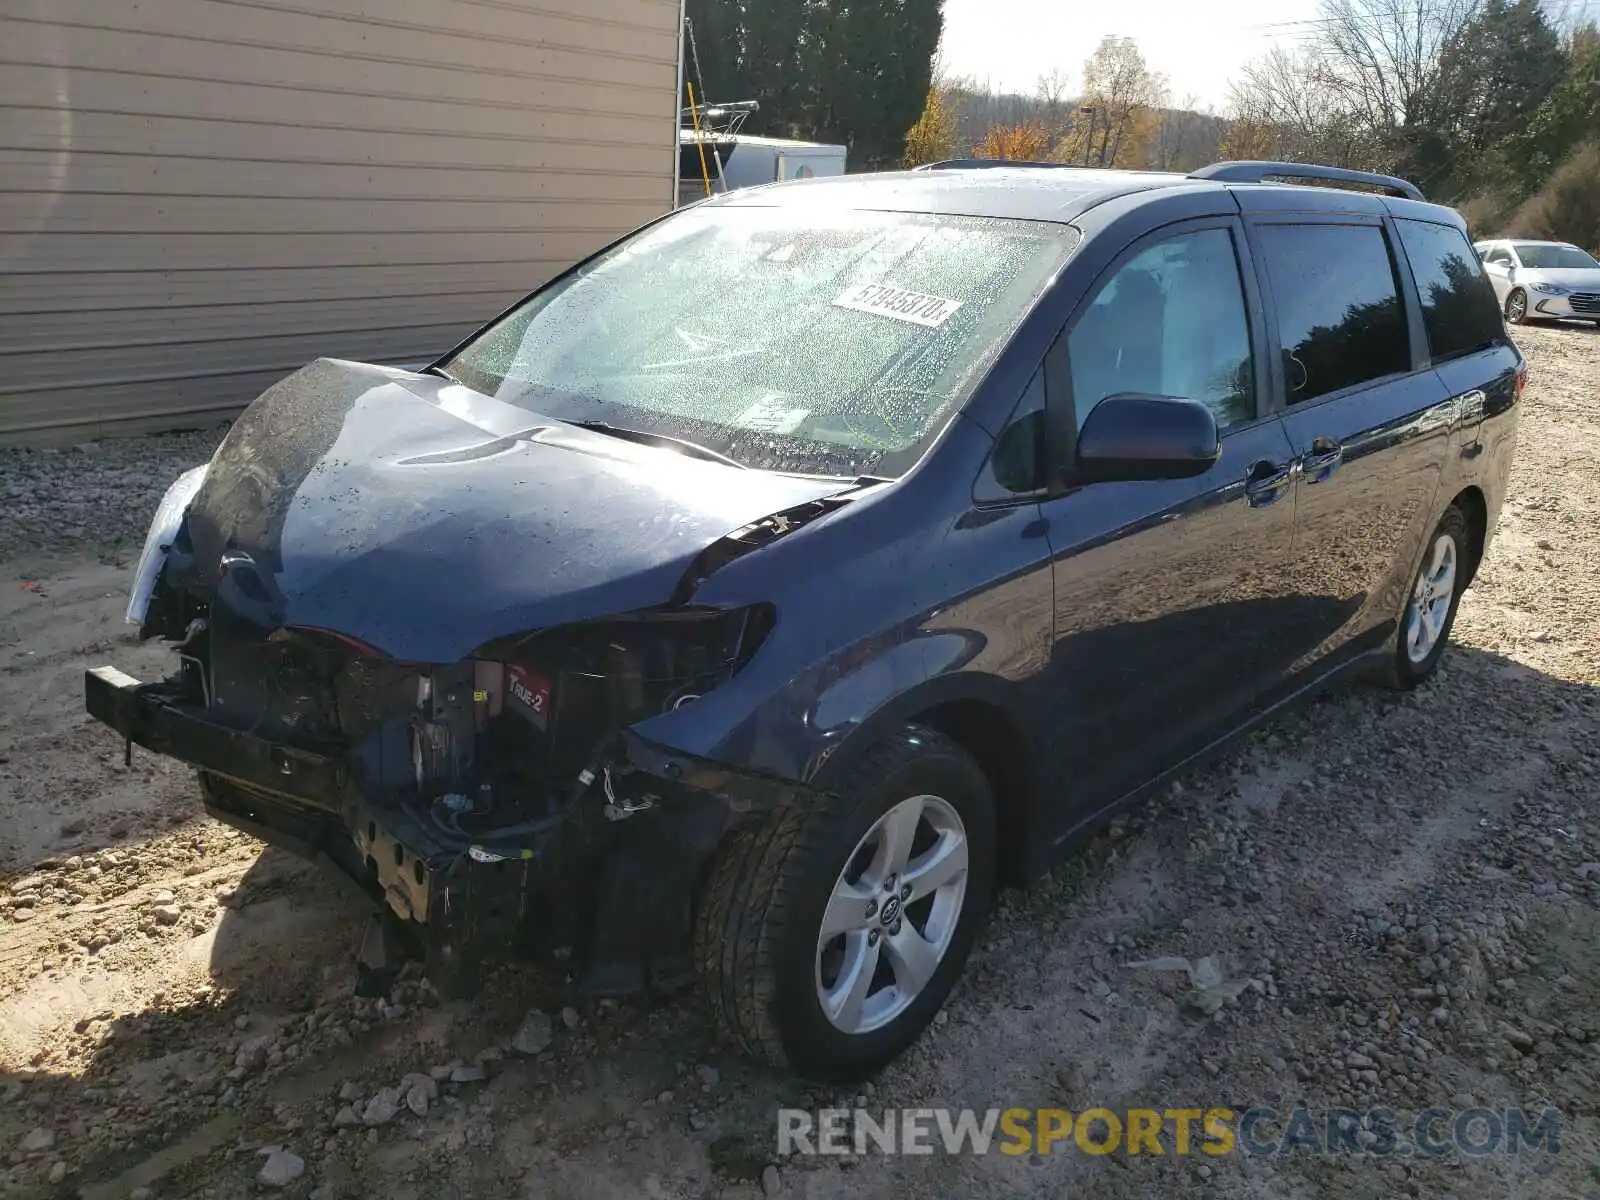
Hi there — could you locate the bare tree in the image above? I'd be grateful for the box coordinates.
[1224,43,1384,169]
[1151,94,1224,171]
[1314,0,1483,137]
[1035,67,1074,137]
[1079,36,1169,167]
[946,76,1059,152]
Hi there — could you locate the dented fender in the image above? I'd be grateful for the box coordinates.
[623,415,1046,791]
[127,464,208,626]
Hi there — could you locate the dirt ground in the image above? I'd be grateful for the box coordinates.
[2,325,1598,1200]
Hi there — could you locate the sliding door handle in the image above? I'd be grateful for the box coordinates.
[1301,436,1343,483]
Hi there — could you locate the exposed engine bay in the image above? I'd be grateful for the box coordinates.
[186,599,771,838]
[104,564,784,1000]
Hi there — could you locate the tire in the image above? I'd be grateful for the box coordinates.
[1505,288,1529,325]
[1385,505,1469,689]
[694,725,996,1081]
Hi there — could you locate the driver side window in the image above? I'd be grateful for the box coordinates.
[1066,227,1256,433]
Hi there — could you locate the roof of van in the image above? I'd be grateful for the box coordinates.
[704,164,1450,225]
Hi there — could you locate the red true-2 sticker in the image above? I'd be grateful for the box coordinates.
[505,664,550,730]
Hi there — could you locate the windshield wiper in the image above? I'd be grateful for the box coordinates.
[566,420,747,470]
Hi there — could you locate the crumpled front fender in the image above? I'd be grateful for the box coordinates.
[127,464,208,626]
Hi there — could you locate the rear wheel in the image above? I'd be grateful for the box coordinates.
[1387,505,1468,689]
[694,726,995,1080]
[1505,288,1529,324]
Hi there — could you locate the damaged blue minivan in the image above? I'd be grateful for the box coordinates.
[88,159,1522,1080]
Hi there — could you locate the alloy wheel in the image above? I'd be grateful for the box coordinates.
[1405,532,1458,664]
[814,794,969,1035]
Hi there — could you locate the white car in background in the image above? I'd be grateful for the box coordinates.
[1474,238,1600,326]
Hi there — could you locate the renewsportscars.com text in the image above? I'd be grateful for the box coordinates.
[777,1106,1562,1159]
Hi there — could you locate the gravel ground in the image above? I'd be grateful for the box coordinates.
[1,326,1597,1199]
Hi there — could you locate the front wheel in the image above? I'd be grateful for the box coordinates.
[1505,288,1529,325]
[1388,505,1469,688]
[694,726,995,1080]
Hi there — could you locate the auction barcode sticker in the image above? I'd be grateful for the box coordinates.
[833,282,964,328]
[736,395,811,435]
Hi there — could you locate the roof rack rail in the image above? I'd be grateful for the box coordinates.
[912,158,1085,172]
[1189,160,1425,202]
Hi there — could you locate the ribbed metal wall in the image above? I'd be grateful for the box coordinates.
[0,0,681,440]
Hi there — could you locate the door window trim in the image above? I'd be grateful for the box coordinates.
[1242,214,1423,417]
[1041,215,1272,493]
[970,363,1050,508]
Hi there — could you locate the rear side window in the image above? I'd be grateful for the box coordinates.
[1256,224,1410,405]
[1396,220,1505,362]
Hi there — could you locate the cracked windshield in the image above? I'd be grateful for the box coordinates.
[445,208,1077,477]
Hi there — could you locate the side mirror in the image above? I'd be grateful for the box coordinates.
[1075,393,1220,483]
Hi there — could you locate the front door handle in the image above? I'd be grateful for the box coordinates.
[1301,436,1343,483]
[1244,459,1295,508]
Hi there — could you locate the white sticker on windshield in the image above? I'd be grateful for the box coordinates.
[833,282,964,328]
[736,395,810,435]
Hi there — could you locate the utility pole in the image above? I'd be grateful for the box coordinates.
[1079,105,1100,165]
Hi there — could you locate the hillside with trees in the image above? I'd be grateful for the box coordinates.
[906,36,1227,173]
[686,0,1600,246]
[1222,0,1600,244]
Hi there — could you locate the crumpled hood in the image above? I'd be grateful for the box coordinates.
[180,358,844,662]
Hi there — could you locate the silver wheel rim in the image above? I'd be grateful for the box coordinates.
[1405,533,1458,664]
[1508,292,1526,322]
[814,794,969,1035]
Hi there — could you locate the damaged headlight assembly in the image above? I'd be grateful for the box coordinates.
[394,604,775,849]
[312,603,782,996]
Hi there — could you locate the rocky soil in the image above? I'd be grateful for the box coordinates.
[1,326,1597,1199]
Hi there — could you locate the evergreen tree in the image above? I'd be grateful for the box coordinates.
[683,0,944,167]
[1503,26,1600,195]
[1413,0,1567,196]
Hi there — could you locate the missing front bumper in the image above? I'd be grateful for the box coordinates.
[84,664,807,999]
[86,665,345,803]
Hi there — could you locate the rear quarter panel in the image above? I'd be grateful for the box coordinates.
[1434,344,1523,562]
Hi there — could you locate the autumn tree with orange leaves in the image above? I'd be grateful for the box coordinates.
[973,123,1054,161]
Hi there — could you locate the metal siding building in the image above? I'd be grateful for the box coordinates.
[0,0,683,441]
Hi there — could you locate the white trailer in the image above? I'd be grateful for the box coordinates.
[678,131,848,206]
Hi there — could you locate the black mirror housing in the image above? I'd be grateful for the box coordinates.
[1074,393,1221,483]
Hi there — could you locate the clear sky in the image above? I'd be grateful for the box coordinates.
[939,0,1325,112]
